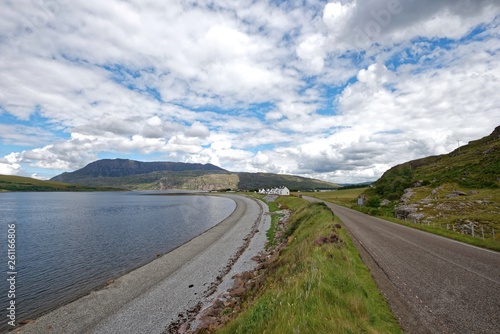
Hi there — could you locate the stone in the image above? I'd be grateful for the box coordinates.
[395,205,417,220]
[380,199,391,206]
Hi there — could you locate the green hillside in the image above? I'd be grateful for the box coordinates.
[362,125,500,248]
[0,174,122,192]
[237,172,339,191]
[371,125,500,200]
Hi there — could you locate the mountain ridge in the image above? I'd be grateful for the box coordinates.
[52,159,225,181]
[51,159,339,191]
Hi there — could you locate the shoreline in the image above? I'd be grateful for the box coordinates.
[16,194,269,334]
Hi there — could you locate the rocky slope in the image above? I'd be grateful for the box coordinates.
[368,125,500,239]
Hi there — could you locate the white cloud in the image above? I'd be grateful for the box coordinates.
[30,173,49,180]
[185,122,210,139]
[0,163,20,175]
[320,0,500,50]
[297,34,327,73]
[252,151,270,166]
[0,0,498,183]
[0,124,56,146]
[0,153,22,174]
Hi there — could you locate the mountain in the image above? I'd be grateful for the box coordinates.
[50,159,339,191]
[0,174,121,192]
[52,159,225,182]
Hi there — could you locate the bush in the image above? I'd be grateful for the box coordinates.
[366,196,381,208]
[386,193,401,201]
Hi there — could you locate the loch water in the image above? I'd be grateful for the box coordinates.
[0,191,236,331]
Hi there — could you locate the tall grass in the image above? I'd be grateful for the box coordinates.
[217,196,402,334]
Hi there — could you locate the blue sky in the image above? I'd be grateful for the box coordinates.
[0,0,499,183]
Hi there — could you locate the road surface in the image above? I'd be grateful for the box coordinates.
[304,197,500,334]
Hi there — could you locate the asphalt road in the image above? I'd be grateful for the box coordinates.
[304,197,500,334]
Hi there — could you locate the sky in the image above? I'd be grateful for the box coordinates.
[0,0,499,184]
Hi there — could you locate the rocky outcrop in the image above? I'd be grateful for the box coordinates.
[395,204,417,220]
[400,188,415,204]
[444,190,467,198]
[380,199,391,206]
[181,174,239,191]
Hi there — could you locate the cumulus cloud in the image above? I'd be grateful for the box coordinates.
[321,0,500,50]
[0,124,57,146]
[297,34,327,73]
[0,0,498,183]
[0,152,23,175]
[185,122,210,139]
[0,163,21,175]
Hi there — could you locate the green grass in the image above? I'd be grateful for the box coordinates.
[0,174,122,192]
[262,196,283,249]
[267,201,281,212]
[382,216,500,252]
[218,196,402,334]
[300,188,368,206]
[265,213,281,250]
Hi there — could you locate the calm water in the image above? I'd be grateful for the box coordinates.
[0,192,236,331]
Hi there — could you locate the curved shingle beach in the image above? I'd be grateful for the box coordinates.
[17,194,269,334]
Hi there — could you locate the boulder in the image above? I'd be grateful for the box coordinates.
[395,205,417,220]
[380,199,391,206]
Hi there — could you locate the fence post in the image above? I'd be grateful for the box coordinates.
[493,227,496,241]
[481,226,484,239]
[472,225,475,238]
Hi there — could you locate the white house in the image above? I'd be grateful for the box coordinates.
[278,186,290,196]
[258,186,290,196]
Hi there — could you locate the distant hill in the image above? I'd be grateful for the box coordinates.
[237,172,339,191]
[0,174,122,192]
[50,159,339,191]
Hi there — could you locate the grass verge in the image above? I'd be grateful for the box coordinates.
[217,196,402,334]
[380,216,500,252]
[265,213,281,250]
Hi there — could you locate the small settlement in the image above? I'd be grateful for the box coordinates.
[258,186,290,196]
